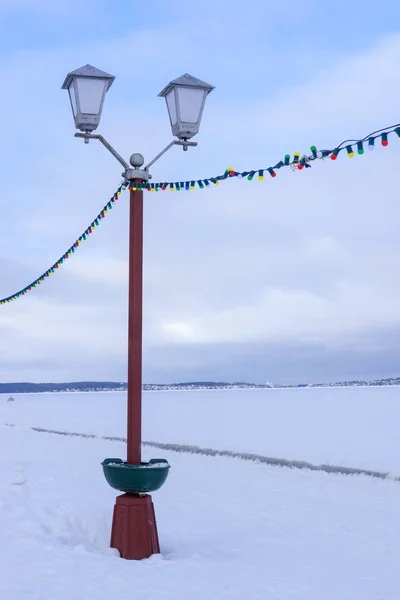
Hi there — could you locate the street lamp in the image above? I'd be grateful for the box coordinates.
[158,73,214,140]
[61,64,115,133]
[62,65,214,561]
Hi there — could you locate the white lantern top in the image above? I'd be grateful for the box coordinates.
[158,73,214,140]
[62,64,115,132]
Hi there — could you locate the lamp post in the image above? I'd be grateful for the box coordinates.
[62,65,214,560]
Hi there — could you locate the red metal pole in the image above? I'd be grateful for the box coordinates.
[127,185,143,464]
[110,183,161,560]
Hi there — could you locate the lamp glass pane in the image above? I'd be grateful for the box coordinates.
[76,77,106,115]
[166,89,178,125]
[68,84,77,117]
[177,87,205,123]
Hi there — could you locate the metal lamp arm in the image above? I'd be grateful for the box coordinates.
[74,133,130,171]
[144,140,197,171]
[74,133,197,182]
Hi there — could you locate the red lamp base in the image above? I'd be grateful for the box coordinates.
[110,493,160,560]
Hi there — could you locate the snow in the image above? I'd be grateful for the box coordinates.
[0,387,400,598]
[104,460,170,468]
[2,386,400,473]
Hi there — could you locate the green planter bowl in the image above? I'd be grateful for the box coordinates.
[102,458,170,494]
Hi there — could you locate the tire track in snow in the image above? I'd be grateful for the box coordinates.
[4,423,398,482]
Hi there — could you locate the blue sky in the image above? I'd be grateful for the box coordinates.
[1,0,400,384]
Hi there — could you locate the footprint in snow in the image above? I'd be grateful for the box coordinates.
[12,465,27,486]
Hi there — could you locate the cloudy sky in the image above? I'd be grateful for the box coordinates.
[1,0,400,384]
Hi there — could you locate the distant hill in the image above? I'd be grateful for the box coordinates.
[1,377,400,394]
[0,382,127,394]
[0,381,264,394]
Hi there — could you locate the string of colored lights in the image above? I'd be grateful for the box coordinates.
[1,121,400,305]
[130,122,400,191]
[0,183,126,305]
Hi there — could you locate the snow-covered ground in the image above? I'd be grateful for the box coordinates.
[0,387,399,599]
[2,386,400,472]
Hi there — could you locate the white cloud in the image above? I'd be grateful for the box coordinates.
[157,279,400,345]
[63,257,128,286]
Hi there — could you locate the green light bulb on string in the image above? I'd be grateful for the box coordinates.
[357,141,364,155]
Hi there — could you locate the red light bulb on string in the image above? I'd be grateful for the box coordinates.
[330,148,339,160]
[381,132,389,146]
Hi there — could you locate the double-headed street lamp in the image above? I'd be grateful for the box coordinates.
[62,64,214,560]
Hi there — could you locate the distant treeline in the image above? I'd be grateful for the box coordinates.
[0,382,127,394]
[1,378,400,395]
[0,381,265,394]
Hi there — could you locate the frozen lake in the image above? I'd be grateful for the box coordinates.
[1,386,399,474]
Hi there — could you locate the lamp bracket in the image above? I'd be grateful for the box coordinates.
[74,133,197,183]
[144,140,197,171]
